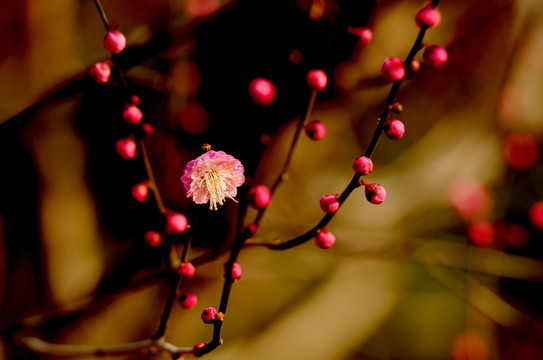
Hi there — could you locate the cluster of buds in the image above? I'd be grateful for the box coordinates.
[114,96,150,160]
[381,3,447,84]
[89,25,127,84]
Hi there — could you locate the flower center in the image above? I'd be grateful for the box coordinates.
[202,168,237,210]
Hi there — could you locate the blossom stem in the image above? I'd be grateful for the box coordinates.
[270,90,318,194]
[152,272,180,340]
[140,139,166,215]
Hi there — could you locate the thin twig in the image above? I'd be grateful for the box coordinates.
[140,139,167,215]
[93,0,110,31]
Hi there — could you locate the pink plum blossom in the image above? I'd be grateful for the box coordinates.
[181,150,245,210]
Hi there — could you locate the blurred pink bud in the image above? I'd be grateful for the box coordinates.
[467,221,495,247]
[131,181,149,202]
[166,212,188,234]
[89,61,111,83]
[529,201,543,229]
[423,45,448,68]
[231,263,242,280]
[144,231,162,247]
[115,137,137,159]
[247,185,272,210]
[347,26,373,46]
[130,95,140,106]
[142,123,154,135]
[410,59,421,72]
[381,58,405,82]
[415,6,442,28]
[304,120,326,140]
[249,78,276,106]
[178,291,198,309]
[123,105,143,124]
[307,69,328,92]
[503,131,539,170]
[449,178,493,221]
[178,261,196,279]
[499,222,529,249]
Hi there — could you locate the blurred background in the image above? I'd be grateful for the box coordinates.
[1,0,543,359]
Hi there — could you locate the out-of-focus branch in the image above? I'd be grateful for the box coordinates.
[424,258,543,351]
[16,335,193,358]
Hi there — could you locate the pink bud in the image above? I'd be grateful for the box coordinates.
[449,178,493,221]
[410,59,421,72]
[166,212,188,234]
[103,30,126,54]
[178,291,198,309]
[381,57,405,82]
[249,78,276,106]
[320,194,339,213]
[423,45,448,68]
[306,69,328,92]
[247,185,272,209]
[89,61,111,83]
[353,156,373,176]
[364,183,387,204]
[123,105,143,124]
[496,222,529,249]
[529,201,543,229]
[315,229,336,249]
[347,26,373,46]
[201,307,218,323]
[289,49,303,64]
[178,261,196,279]
[115,137,137,159]
[130,95,140,106]
[142,123,154,135]
[415,6,442,28]
[384,119,405,140]
[504,131,538,170]
[131,181,149,202]
[304,120,326,140]
[467,221,495,247]
[144,231,162,247]
[231,263,242,280]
